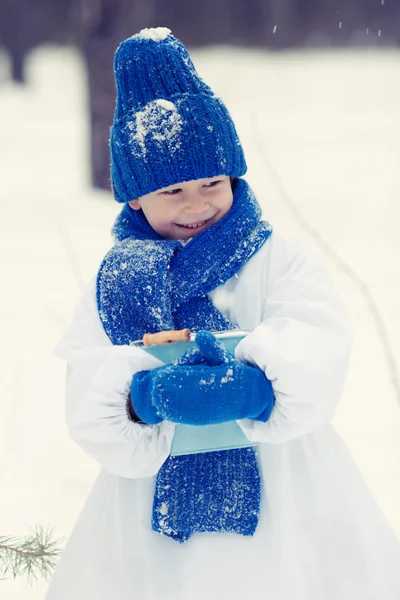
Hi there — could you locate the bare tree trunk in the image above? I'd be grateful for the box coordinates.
[77,0,157,190]
[1,0,399,191]
[0,0,76,83]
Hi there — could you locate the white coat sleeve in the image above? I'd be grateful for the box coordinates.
[53,277,175,479]
[234,233,352,443]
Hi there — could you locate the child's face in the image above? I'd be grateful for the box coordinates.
[128,176,233,240]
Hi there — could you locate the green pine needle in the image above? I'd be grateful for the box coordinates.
[0,523,64,585]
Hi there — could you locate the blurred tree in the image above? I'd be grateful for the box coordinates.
[0,0,76,82]
[0,0,399,190]
[75,0,158,190]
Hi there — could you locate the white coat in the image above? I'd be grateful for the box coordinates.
[46,231,400,600]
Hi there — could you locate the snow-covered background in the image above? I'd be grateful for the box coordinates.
[1,44,399,597]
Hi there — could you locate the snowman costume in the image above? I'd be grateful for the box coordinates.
[46,27,400,600]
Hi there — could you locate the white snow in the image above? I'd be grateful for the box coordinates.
[127,99,182,156]
[199,374,216,386]
[132,27,171,42]
[1,43,400,598]
[159,502,169,515]
[220,367,234,384]
[155,99,176,111]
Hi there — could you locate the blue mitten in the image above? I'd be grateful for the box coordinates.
[130,345,208,424]
[133,330,275,426]
[130,371,163,425]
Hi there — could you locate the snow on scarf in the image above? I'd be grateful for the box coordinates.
[96,178,272,542]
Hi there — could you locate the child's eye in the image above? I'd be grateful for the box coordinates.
[203,181,221,188]
[163,189,181,195]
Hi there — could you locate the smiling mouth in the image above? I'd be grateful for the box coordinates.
[176,219,208,230]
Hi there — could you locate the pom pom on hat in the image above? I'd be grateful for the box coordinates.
[110,27,247,202]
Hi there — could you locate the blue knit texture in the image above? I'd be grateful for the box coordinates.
[110,28,247,202]
[96,178,272,543]
[153,448,261,544]
[132,330,275,425]
[98,179,271,342]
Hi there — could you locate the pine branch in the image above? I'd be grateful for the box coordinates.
[0,524,64,585]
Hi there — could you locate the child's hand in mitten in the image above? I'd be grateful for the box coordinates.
[132,330,275,426]
[129,343,208,424]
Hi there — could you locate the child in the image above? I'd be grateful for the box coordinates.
[46,27,400,600]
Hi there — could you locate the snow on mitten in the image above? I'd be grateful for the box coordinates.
[130,342,209,424]
[151,330,275,425]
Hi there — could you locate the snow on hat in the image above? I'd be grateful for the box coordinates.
[110,27,247,202]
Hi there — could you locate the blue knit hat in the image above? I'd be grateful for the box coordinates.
[110,27,247,202]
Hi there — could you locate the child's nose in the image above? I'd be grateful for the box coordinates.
[184,194,209,214]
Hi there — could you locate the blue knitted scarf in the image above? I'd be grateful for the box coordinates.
[97,178,272,542]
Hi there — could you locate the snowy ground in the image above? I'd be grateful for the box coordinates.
[0,44,399,598]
